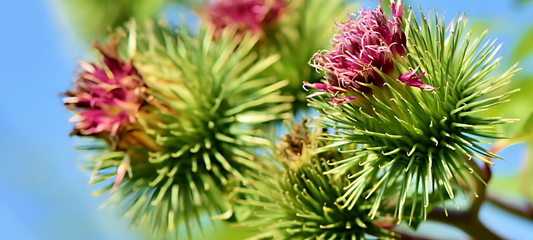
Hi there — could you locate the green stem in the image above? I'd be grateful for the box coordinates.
[396,232,434,240]
[459,217,501,240]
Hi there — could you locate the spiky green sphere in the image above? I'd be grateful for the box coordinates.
[82,21,294,237]
[308,6,520,224]
[235,121,394,240]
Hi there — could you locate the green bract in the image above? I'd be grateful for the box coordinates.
[309,6,520,225]
[80,21,294,238]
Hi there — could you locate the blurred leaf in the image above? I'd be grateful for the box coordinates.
[511,23,533,62]
[56,0,200,42]
[510,109,533,142]
[478,75,533,138]
[484,93,533,204]
[498,141,533,204]
[519,142,533,201]
[137,216,255,240]
[470,21,491,36]
[488,174,521,195]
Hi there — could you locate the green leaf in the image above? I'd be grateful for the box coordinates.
[488,174,521,195]
[56,0,200,41]
[511,23,533,62]
[479,75,533,139]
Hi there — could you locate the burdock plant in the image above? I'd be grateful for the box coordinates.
[307,0,519,231]
[60,0,527,239]
[65,20,293,238]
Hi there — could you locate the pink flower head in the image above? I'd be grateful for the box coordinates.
[202,0,287,37]
[308,0,432,104]
[310,0,405,92]
[64,39,145,140]
[398,67,435,91]
[307,0,435,105]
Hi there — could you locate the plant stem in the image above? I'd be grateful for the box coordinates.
[396,232,434,240]
[486,194,533,221]
[427,207,502,240]
[460,217,501,240]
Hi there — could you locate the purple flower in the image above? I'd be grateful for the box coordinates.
[64,39,145,142]
[310,0,406,95]
[307,0,435,105]
[398,67,435,91]
[201,0,287,37]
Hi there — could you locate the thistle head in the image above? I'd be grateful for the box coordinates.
[64,39,149,149]
[200,0,287,38]
[277,118,313,162]
[236,121,394,239]
[308,3,520,226]
[80,22,294,238]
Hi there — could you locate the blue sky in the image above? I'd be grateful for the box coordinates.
[0,0,532,239]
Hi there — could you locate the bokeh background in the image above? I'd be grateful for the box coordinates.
[1,0,533,239]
